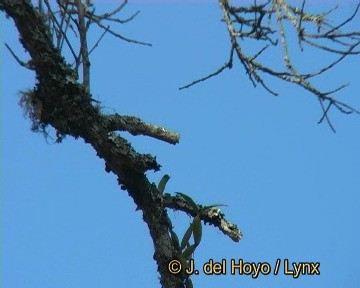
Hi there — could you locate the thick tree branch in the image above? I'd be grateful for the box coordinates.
[0,1,184,287]
[104,114,180,145]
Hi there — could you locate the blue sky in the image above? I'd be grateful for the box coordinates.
[2,1,360,288]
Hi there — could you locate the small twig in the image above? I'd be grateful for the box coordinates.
[76,0,91,92]
[89,9,140,25]
[44,0,78,61]
[97,0,128,19]
[179,47,234,90]
[103,10,140,24]
[91,19,152,46]
[88,25,109,56]
[317,99,336,132]
[5,43,34,70]
[297,0,306,50]
[325,2,360,37]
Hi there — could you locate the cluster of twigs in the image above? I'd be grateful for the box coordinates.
[181,0,360,131]
[6,0,149,91]
[44,0,150,90]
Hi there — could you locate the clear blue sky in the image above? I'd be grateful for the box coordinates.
[2,1,360,288]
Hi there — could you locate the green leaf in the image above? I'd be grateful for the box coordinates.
[180,223,193,251]
[204,204,228,209]
[170,230,180,250]
[192,216,202,247]
[182,244,196,259]
[176,192,198,213]
[158,174,170,194]
[185,278,193,288]
[177,253,188,277]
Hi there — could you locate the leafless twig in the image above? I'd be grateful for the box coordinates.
[5,43,34,70]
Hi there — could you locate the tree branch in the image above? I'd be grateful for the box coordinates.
[5,43,34,70]
[163,193,242,242]
[104,114,180,145]
[0,1,184,287]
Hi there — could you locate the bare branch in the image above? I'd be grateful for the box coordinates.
[179,47,234,90]
[104,114,180,145]
[88,15,152,46]
[5,43,34,70]
[88,24,109,55]
[75,0,91,91]
[43,0,78,63]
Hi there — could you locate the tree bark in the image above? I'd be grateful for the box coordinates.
[0,1,184,287]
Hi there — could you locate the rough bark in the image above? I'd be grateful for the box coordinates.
[1,1,184,287]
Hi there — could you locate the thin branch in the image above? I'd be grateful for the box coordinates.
[5,43,34,70]
[179,47,234,90]
[88,24,109,55]
[43,0,78,62]
[76,0,90,91]
[89,16,152,46]
[317,99,336,132]
[325,2,360,37]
